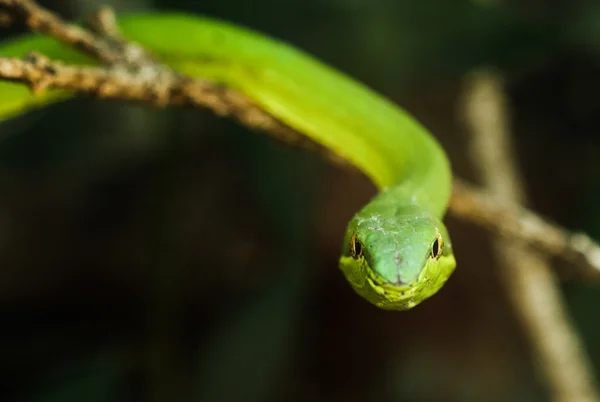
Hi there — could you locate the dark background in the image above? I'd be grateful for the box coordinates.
[1,0,600,401]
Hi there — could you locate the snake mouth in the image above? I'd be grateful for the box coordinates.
[363,260,415,299]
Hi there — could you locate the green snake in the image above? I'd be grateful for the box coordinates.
[0,13,456,310]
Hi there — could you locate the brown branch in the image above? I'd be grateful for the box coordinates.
[0,0,599,286]
[0,0,114,61]
[86,6,122,39]
[460,70,599,402]
[0,0,151,66]
[450,179,600,283]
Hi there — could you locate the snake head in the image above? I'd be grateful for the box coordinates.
[339,210,456,310]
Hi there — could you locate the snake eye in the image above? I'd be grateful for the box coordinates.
[350,234,363,259]
[431,235,443,260]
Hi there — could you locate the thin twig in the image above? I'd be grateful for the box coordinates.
[0,0,599,285]
[0,0,150,66]
[86,6,122,39]
[0,0,115,61]
[460,70,599,402]
[450,179,600,283]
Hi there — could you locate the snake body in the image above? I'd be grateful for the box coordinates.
[0,13,456,310]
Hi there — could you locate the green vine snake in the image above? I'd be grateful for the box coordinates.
[0,13,456,310]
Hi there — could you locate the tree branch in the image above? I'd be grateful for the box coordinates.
[460,70,599,402]
[0,0,599,285]
[0,0,122,62]
[450,179,600,283]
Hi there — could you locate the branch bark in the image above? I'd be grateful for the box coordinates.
[450,179,600,283]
